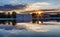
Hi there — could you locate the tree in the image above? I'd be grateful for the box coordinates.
[8,12,11,18]
[12,11,16,18]
[12,11,17,26]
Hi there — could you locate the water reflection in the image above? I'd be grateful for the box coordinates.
[16,23,49,32]
[0,20,16,26]
[0,21,60,37]
[0,21,60,32]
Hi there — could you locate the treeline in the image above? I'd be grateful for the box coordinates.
[0,11,17,26]
[49,14,60,17]
[0,11,16,18]
[32,13,60,24]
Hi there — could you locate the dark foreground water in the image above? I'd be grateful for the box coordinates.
[0,22,60,37]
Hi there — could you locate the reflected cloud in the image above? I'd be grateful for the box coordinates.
[17,23,49,32]
[0,22,60,37]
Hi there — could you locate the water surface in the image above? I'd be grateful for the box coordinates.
[0,22,60,37]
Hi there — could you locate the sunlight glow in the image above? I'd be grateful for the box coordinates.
[36,10,43,14]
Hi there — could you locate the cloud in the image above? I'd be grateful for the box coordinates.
[0,4,26,11]
[25,2,60,11]
[25,2,51,11]
[32,2,51,5]
[9,0,19,5]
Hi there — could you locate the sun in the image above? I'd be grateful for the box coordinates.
[38,11,42,14]
[36,10,43,14]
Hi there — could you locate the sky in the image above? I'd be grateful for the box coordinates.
[0,0,60,9]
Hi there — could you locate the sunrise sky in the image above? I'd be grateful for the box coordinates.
[0,0,60,12]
